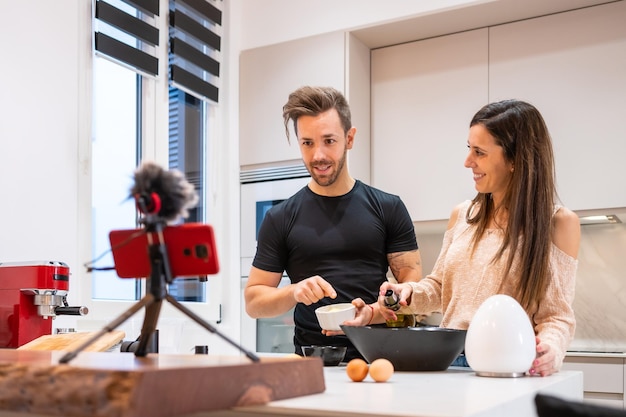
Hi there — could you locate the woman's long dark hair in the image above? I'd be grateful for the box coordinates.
[467,100,557,311]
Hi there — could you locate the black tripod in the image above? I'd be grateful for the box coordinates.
[59,218,259,364]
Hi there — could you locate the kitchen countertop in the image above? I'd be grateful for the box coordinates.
[0,350,584,417]
[196,365,583,417]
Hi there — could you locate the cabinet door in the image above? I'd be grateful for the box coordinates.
[489,1,626,211]
[371,29,488,221]
[239,31,345,167]
[562,356,624,409]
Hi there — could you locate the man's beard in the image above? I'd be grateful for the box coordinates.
[308,148,347,187]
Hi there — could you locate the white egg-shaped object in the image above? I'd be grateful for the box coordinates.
[465,294,536,377]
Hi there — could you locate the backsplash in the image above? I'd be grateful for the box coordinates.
[569,219,626,352]
[413,211,626,353]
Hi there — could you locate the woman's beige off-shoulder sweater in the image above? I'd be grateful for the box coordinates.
[410,200,577,369]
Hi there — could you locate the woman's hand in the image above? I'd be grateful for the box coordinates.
[377,281,413,322]
[321,298,372,336]
[528,337,557,377]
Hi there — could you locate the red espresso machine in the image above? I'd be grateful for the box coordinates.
[0,261,88,348]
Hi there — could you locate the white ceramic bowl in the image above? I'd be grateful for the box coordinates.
[315,303,356,331]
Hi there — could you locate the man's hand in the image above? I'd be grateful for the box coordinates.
[293,275,337,305]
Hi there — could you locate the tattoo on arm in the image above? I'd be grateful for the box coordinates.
[388,250,422,281]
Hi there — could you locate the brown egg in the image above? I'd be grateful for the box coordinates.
[369,358,394,382]
[346,358,369,382]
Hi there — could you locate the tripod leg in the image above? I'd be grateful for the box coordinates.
[59,294,156,364]
[165,294,259,363]
[133,300,162,357]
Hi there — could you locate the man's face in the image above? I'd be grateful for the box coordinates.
[296,108,354,187]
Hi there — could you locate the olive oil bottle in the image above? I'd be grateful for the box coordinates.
[383,289,416,328]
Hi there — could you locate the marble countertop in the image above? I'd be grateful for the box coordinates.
[202,365,584,417]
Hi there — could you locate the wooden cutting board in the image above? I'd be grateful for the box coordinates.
[17,330,125,352]
[0,350,326,417]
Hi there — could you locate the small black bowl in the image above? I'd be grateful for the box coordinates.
[301,345,347,366]
[341,324,466,371]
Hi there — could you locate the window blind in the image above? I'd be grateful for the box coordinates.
[94,0,222,103]
[169,0,222,103]
[94,0,160,77]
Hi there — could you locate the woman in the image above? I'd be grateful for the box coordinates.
[352,99,581,377]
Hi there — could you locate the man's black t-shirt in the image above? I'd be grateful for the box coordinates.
[252,180,418,360]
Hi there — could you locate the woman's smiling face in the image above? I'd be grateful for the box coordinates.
[464,124,514,205]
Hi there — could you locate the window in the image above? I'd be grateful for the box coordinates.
[86,1,223,346]
[91,62,209,304]
[166,88,207,302]
[91,56,141,301]
[90,0,220,300]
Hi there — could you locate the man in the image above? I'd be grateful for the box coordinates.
[244,86,422,360]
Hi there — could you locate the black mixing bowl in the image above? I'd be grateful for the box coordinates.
[341,324,466,371]
[301,345,347,366]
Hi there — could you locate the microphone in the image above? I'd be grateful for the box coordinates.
[130,161,198,222]
[134,192,162,215]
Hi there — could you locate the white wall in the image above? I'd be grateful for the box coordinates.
[0,0,90,305]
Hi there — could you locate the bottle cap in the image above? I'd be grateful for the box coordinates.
[384,290,400,310]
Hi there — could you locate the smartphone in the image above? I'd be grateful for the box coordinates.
[109,223,220,279]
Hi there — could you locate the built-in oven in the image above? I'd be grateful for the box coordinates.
[239,165,310,353]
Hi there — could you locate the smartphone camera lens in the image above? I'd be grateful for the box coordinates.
[195,244,209,259]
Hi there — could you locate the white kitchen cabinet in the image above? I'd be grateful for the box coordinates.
[239,31,371,183]
[371,29,488,221]
[562,354,625,409]
[239,31,343,167]
[488,1,626,212]
[371,2,626,221]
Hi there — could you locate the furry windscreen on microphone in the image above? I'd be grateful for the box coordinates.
[130,161,199,222]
